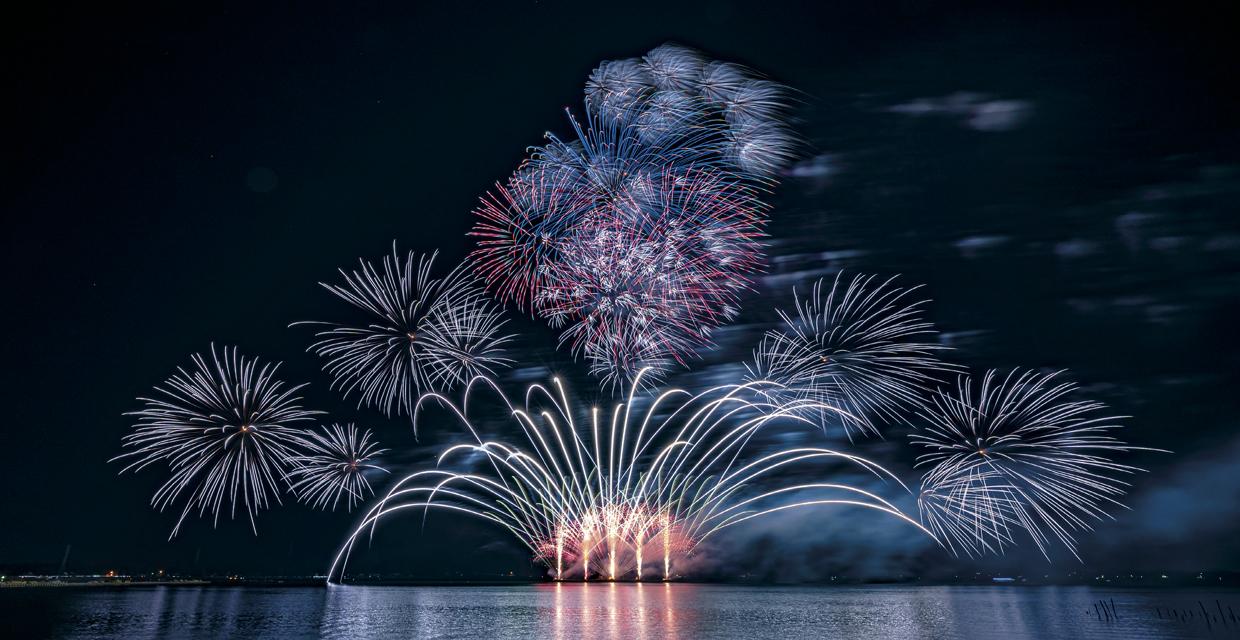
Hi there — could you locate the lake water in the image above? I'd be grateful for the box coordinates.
[3,584,1237,639]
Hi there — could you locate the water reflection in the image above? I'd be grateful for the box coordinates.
[311,583,1234,640]
[535,581,697,640]
[316,582,705,640]
[4,584,1235,639]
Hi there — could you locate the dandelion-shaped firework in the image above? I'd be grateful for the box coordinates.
[911,369,1155,559]
[112,345,321,538]
[297,246,512,424]
[286,424,388,512]
[748,273,954,438]
[470,43,795,389]
[326,372,933,582]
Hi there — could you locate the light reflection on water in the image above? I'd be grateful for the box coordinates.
[3,584,1236,639]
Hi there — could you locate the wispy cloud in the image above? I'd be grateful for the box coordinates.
[884,92,1034,132]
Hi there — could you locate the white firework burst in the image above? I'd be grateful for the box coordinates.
[296,245,512,425]
[112,345,321,538]
[748,273,955,438]
[912,369,1159,560]
[286,423,388,512]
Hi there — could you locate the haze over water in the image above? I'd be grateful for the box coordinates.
[4,584,1237,639]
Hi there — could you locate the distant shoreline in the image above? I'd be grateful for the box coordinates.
[1,580,211,589]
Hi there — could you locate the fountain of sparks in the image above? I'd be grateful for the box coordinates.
[326,371,933,582]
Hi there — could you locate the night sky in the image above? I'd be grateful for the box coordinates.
[5,2,1239,580]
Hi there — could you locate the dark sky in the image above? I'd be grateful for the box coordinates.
[4,1,1239,579]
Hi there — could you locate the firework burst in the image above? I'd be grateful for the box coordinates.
[911,369,1158,559]
[642,43,706,93]
[469,43,798,390]
[326,371,931,582]
[748,273,955,438]
[286,423,389,512]
[532,169,766,388]
[296,246,512,423]
[112,345,321,538]
[470,167,592,311]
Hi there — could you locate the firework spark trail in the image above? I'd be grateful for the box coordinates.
[911,369,1162,560]
[295,246,512,424]
[748,273,957,439]
[326,371,933,582]
[112,345,322,538]
[285,423,389,512]
[469,43,798,390]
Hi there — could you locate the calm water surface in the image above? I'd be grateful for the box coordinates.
[3,584,1238,639]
